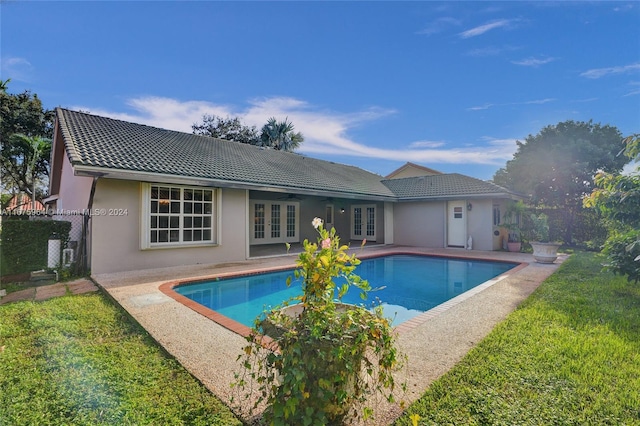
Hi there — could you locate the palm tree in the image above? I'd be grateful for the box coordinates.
[260,117,304,151]
[2,134,51,209]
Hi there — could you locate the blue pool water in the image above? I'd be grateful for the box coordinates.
[175,254,517,327]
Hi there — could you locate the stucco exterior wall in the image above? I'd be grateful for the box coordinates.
[90,179,247,274]
[52,151,94,254]
[392,201,446,247]
[56,152,94,212]
[466,199,494,251]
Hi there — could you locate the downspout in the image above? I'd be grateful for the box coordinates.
[80,175,101,275]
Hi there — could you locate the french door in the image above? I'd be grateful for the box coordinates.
[351,204,376,241]
[250,200,299,244]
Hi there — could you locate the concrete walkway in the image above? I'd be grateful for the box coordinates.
[0,278,98,305]
[92,246,567,425]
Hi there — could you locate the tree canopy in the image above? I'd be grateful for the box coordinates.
[192,114,304,152]
[191,114,260,145]
[259,117,304,152]
[0,82,55,201]
[583,134,640,283]
[493,120,628,244]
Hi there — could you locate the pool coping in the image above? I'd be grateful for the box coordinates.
[159,251,528,339]
[94,245,567,425]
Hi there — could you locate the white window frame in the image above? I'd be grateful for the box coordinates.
[249,200,300,245]
[140,183,219,249]
[351,204,376,241]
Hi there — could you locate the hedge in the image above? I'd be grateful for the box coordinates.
[0,219,72,276]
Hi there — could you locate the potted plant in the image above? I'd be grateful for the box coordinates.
[506,226,522,252]
[502,201,525,252]
[528,213,561,263]
[234,218,404,425]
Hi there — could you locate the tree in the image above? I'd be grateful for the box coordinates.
[583,134,640,283]
[260,117,304,151]
[0,83,55,201]
[493,120,628,244]
[192,114,305,152]
[2,134,51,204]
[191,114,260,145]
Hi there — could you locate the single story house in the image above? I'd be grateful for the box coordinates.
[47,108,521,274]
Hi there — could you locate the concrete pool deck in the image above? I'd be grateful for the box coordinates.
[94,245,567,425]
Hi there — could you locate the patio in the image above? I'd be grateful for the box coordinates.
[93,245,566,425]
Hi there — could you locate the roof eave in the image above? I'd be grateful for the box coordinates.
[396,192,522,202]
[73,165,397,202]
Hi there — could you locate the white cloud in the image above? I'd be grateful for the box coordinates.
[624,81,640,97]
[523,98,555,105]
[1,57,34,82]
[75,95,516,166]
[468,98,555,110]
[409,140,446,148]
[511,56,556,67]
[415,17,461,35]
[580,63,640,79]
[459,19,513,38]
[467,104,494,111]
[466,44,521,58]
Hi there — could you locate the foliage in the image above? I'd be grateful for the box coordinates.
[260,117,304,152]
[0,218,71,275]
[395,252,640,425]
[584,171,640,230]
[234,219,404,425]
[0,83,55,197]
[191,114,260,145]
[0,293,241,425]
[191,114,304,151]
[501,200,525,242]
[493,120,628,244]
[2,134,52,201]
[600,230,640,284]
[528,213,550,242]
[584,133,640,283]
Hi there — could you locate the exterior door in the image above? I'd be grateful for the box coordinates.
[250,200,299,244]
[325,204,335,230]
[351,204,376,241]
[447,201,466,247]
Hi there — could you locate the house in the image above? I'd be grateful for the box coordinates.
[47,108,521,274]
[5,193,46,214]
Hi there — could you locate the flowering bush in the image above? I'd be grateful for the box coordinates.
[234,218,405,424]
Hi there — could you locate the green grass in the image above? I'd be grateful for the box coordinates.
[0,293,242,426]
[2,252,638,425]
[394,251,640,425]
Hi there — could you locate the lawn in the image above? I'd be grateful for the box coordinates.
[0,292,242,426]
[394,251,640,425]
[1,251,638,425]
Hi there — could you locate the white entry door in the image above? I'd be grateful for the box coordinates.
[250,200,299,244]
[351,204,376,241]
[447,201,466,247]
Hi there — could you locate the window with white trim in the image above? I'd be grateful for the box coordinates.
[142,184,217,248]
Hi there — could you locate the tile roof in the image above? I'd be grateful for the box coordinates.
[381,174,516,199]
[56,108,396,199]
[56,108,519,202]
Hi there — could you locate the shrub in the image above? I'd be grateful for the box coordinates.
[234,218,405,424]
[0,218,71,276]
[601,229,640,284]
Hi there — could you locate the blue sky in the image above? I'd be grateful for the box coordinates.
[2,1,639,180]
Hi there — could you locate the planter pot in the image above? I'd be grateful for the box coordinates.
[261,303,355,338]
[530,241,561,264]
[507,242,522,252]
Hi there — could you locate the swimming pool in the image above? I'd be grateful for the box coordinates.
[174,254,517,328]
